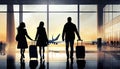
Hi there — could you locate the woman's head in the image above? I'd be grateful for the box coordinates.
[19,22,25,28]
[39,21,44,27]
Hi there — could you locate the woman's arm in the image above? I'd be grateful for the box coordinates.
[25,29,33,40]
[35,28,39,41]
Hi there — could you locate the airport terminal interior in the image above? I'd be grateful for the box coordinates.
[0,0,120,69]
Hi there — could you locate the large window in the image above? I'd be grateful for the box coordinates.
[80,5,97,41]
[80,13,97,41]
[49,5,77,41]
[0,13,7,42]
[23,13,47,39]
[0,4,97,51]
[103,5,120,42]
[0,5,7,42]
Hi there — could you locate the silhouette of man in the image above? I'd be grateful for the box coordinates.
[62,17,81,60]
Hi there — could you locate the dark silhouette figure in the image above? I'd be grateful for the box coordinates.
[16,22,33,60]
[113,41,116,46]
[35,21,48,59]
[110,41,113,46]
[20,58,25,69]
[97,38,102,51]
[76,60,86,69]
[0,41,3,55]
[117,41,119,46]
[62,17,81,59]
[29,60,38,69]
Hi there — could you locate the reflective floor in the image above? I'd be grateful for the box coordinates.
[0,45,120,69]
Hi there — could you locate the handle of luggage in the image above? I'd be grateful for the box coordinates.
[31,40,36,45]
[77,39,83,46]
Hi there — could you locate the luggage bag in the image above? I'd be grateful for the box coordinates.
[76,40,85,58]
[29,42,38,59]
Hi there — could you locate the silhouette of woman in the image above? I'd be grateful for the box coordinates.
[35,21,48,59]
[16,22,33,60]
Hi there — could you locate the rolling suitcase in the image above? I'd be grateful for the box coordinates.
[29,42,38,59]
[76,40,85,58]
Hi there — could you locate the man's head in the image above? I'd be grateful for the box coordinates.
[67,17,72,22]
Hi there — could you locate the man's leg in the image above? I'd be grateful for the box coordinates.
[70,40,74,59]
[65,40,69,59]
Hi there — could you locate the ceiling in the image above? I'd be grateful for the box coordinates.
[0,0,120,4]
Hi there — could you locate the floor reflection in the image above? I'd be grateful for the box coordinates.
[76,60,86,69]
[2,45,120,69]
[7,55,15,69]
[66,59,73,69]
[39,59,45,69]
[97,51,104,69]
[29,60,38,69]
[20,58,25,69]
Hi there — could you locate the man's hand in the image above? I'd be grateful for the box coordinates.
[62,38,64,41]
[78,38,82,41]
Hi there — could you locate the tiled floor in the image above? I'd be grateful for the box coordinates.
[0,45,120,69]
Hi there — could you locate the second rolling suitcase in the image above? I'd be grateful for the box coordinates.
[76,40,85,58]
[29,43,38,59]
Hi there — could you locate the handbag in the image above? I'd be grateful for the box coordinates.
[16,34,20,41]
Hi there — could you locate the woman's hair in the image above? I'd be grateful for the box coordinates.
[39,21,44,27]
[18,22,25,28]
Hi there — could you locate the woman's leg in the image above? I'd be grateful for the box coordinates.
[22,49,25,58]
[20,49,22,58]
[39,46,41,58]
[43,46,45,59]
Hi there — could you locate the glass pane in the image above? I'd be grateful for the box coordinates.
[49,13,77,41]
[0,13,7,42]
[14,5,19,11]
[49,5,77,11]
[14,13,19,36]
[113,13,120,19]
[80,13,97,41]
[104,5,113,11]
[80,5,97,11]
[0,13,7,68]
[23,5,47,11]
[113,5,120,11]
[0,5,7,11]
[23,13,47,40]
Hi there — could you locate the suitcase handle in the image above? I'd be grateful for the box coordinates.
[31,41,36,45]
[77,40,83,46]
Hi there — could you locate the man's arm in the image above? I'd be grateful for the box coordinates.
[62,26,65,41]
[75,25,81,40]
